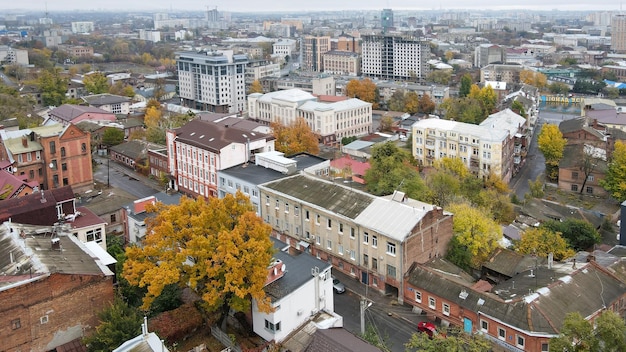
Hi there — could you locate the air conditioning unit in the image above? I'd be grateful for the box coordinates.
[297,309,303,316]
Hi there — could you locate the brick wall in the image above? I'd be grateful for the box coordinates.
[404,207,453,268]
[0,272,114,352]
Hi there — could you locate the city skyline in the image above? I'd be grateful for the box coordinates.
[0,0,623,13]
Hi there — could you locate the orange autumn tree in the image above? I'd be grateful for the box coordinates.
[271,117,320,156]
[123,193,275,314]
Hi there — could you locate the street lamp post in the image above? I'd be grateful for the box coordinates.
[360,299,373,335]
[107,157,110,188]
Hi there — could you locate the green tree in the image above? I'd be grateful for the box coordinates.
[364,142,425,197]
[445,235,472,271]
[538,123,566,181]
[600,140,626,202]
[548,82,571,94]
[515,227,575,260]
[123,194,275,314]
[459,73,472,98]
[550,311,626,352]
[541,219,601,251]
[38,68,68,107]
[271,117,320,156]
[405,327,491,352]
[102,127,125,147]
[387,89,406,112]
[511,100,527,118]
[448,202,502,267]
[83,72,110,94]
[83,298,142,352]
[425,70,451,85]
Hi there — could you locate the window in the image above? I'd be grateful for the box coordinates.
[571,184,578,192]
[265,195,270,205]
[316,214,320,225]
[327,239,332,250]
[387,264,396,278]
[244,186,249,194]
[428,296,436,309]
[264,320,281,333]
[316,236,321,245]
[372,258,378,270]
[29,170,34,179]
[63,178,68,186]
[61,147,66,157]
[50,159,58,170]
[86,228,103,243]
[442,302,450,316]
[498,327,506,340]
[40,315,49,324]
[350,227,355,238]
[338,245,344,255]
[49,141,56,154]
[386,242,396,255]
[586,186,593,194]
[372,235,378,247]
[327,218,332,229]
[363,254,368,266]
[111,214,117,223]
[541,343,549,351]
[285,203,289,213]
[480,320,488,332]
[516,335,525,348]
[275,199,279,209]
[11,318,20,330]
[228,180,233,188]
[415,291,422,303]
[220,177,225,186]
[81,143,87,153]
[53,174,59,187]
[363,232,369,244]
[587,174,594,181]
[349,250,356,260]
[62,163,67,171]
[339,223,343,233]
[295,206,300,216]
[305,210,310,220]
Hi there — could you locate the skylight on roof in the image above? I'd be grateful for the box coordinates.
[199,135,204,138]
[190,132,196,136]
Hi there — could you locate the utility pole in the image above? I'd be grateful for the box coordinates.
[107,157,110,188]
[360,299,372,335]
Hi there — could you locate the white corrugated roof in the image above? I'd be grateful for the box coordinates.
[355,196,435,242]
[258,88,316,103]
[412,118,509,142]
[480,109,526,136]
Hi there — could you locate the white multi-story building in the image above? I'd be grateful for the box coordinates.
[0,45,28,65]
[166,116,275,198]
[247,88,372,144]
[177,50,248,114]
[612,14,626,53]
[71,21,94,34]
[273,38,297,58]
[412,118,516,182]
[245,60,281,85]
[138,29,161,43]
[361,34,430,82]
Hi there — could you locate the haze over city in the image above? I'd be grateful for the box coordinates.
[0,0,623,12]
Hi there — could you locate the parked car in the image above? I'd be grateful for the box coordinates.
[417,322,438,339]
[332,276,345,294]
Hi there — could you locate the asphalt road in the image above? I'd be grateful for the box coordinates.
[334,290,422,352]
[509,110,579,199]
[92,159,159,198]
[0,72,17,87]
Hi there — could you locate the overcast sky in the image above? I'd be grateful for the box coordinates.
[1,1,622,12]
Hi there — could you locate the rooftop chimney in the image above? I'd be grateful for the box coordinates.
[22,137,28,147]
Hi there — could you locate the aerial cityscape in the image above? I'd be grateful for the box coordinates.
[0,3,625,352]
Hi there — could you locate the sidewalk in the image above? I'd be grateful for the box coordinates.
[331,269,428,327]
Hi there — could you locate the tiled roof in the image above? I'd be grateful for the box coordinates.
[49,104,112,122]
[0,186,76,225]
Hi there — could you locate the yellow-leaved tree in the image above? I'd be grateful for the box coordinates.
[448,202,502,267]
[271,117,320,156]
[538,123,567,181]
[515,227,575,261]
[123,193,275,314]
[345,78,379,109]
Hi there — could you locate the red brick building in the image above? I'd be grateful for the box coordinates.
[0,124,93,193]
[0,224,115,352]
[404,257,626,351]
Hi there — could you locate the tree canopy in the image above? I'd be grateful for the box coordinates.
[38,68,68,107]
[600,140,626,202]
[448,202,502,267]
[541,219,601,251]
[405,327,491,352]
[538,123,566,181]
[123,194,275,314]
[363,142,425,197]
[83,298,142,352]
[515,227,575,261]
[459,73,472,98]
[346,78,379,109]
[83,72,110,94]
[271,117,320,156]
[549,311,626,352]
[102,127,125,147]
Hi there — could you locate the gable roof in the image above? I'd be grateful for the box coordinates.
[483,248,541,279]
[0,169,37,199]
[109,140,153,160]
[49,104,113,122]
[0,186,76,225]
[172,119,272,153]
[559,117,605,140]
[305,328,382,352]
[82,94,131,106]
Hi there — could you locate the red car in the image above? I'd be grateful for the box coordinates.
[417,322,438,339]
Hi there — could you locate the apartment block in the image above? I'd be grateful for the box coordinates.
[612,14,626,53]
[361,34,430,82]
[323,50,361,76]
[259,175,453,301]
[177,50,248,114]
[166,117,275,198]
[480,64,525,84]
[302,36,331,72]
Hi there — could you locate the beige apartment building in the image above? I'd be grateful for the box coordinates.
[323,50,361,76]
[258,174,453,301]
